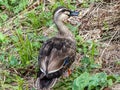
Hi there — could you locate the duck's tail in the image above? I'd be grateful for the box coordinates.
[35,70,57,90]
[36,76,57,90]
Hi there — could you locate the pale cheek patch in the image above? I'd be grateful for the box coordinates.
[59,14,69,21]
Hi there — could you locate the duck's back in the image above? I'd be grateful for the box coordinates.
[37,37,76,89]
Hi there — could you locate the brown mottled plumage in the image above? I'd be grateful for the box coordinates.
[36,7,79,90]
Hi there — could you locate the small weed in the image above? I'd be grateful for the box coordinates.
[0,32,6,43]
[27,12,41,29]
[14,75,25,90]
[103,21,109,31]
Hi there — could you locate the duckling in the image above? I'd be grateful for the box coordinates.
[36,7,79,90]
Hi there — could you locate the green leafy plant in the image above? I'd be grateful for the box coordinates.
[27,12,41,29]
[0,14,8,26]
[76,34,100,71]
[72,72,116,90]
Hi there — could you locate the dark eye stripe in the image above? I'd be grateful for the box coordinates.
[61,9,70,12]
[53,7,70,15]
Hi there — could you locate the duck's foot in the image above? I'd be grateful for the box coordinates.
[63,69,72,78]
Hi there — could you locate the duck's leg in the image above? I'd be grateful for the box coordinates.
[68,69,72,76]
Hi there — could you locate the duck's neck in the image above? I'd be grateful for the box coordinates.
[55,20,75,41]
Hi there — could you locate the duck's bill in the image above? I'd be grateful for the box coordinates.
[70,11,79,16]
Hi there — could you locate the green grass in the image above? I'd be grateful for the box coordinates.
[0,0,119,90]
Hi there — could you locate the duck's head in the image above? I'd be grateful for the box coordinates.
[53,7,79,22]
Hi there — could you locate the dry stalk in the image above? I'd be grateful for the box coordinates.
[99,29,118,61]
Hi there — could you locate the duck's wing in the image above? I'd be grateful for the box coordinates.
[38,37,76,74]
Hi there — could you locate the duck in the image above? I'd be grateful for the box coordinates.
[36,6,79,90]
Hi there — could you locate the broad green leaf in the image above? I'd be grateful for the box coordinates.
[72,72,90,90]
[72,72,108,90]
[107,79,113,86]
[9,56,18,67]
